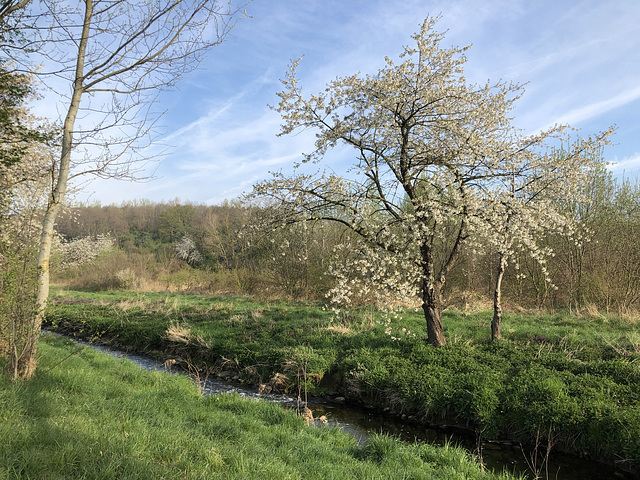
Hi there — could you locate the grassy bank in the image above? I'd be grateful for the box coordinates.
[0,334,515,480]
[44,289,640,472]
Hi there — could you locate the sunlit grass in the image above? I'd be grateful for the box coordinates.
[43,288,640,468]
[0,335,517,480]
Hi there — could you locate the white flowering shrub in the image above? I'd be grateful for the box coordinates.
[248,16,611,346]
[326,240,420,312]
[174,235,203,266]
[115,267,140,290]
[0,70,56,378]
[55,233,114,268]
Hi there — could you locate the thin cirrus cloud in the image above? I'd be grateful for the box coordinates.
[538,85,640,132]
[69,0,640,206]
[608,153,640,177]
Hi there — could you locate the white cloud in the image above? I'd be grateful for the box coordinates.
[607,153,640,176]
[537,85,640,132]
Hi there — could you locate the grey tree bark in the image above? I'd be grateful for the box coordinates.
[491,253,507,341]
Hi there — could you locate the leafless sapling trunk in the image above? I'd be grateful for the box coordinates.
[14,0,245,378]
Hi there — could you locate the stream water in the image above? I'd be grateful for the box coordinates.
[45,332,633,480]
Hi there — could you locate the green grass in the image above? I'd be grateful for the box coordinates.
[43,288,640,469]
[0,334,516,480]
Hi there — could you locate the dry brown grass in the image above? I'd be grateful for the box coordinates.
[268,372,289,393]
[112,299,148,312]
[163,358,177,370]
[444,291,493,315]
[325,324,354,335]
[301,406,314,426]
[226,314,247,324]
[617,307,639,325]
[164,321,210,348]
[109,296,179,315]
[584,303,603,319]
[165,321,193,344]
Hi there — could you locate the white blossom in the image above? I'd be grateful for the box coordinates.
[247,16,611,346]
[54,233,114,268]
[174,235,203,266]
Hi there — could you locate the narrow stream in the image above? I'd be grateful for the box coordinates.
[45,332,632,480]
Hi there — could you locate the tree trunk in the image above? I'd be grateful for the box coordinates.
[419,237,447,347]
[422,282,446,347]
[15,0,92,379]
[491,253,506,341]
[16,202,61,377]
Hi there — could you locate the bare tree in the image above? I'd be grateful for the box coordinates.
[11,0,246,378]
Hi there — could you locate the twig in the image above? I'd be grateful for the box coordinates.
[40,345,87,375]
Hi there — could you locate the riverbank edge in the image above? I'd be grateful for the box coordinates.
[5,334,519,480]
[42,320,639,479]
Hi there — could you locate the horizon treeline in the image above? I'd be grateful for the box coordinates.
[53,168,640,317]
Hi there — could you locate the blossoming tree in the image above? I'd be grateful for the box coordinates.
[481,141,610,341]
[250,16,611,347]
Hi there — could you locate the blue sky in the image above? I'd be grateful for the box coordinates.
[70,0,640,205]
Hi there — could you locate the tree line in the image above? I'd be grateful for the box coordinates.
[51,171,640,319]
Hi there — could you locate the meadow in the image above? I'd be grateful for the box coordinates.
[0,333,519,480]
[43,288,640,475]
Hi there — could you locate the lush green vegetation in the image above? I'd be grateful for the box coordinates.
[44,289,640,473]
[0,334,517,480]
[2,7,637,477]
